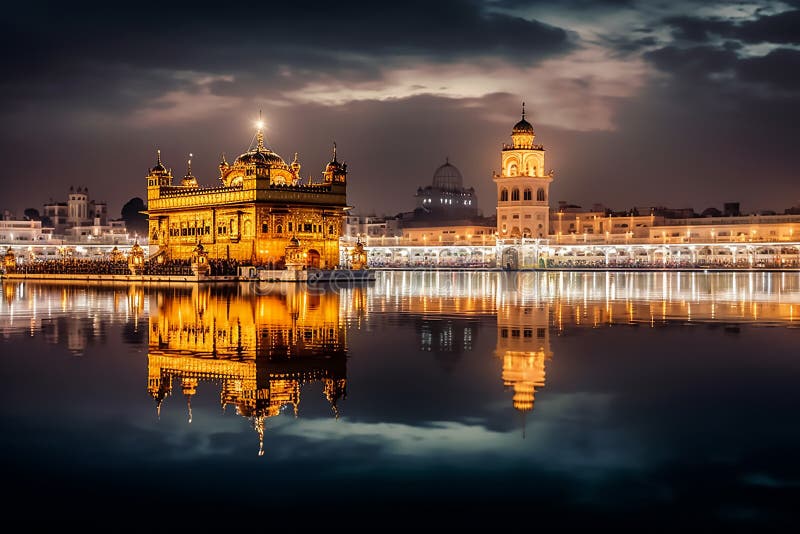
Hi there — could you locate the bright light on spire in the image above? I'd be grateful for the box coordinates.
[256,120,264,130]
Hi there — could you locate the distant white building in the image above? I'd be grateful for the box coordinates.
[41,186,132,243]
[0,219,52,242]
[43,186,108,234]
[343,214,402,239]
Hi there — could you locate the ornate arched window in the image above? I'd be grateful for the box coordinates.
[509,163,518,176]
[511,188,520,201]
[523,188,532,201]
[500,188,508,202]
[276,224,283,234]
[536,188,545,201]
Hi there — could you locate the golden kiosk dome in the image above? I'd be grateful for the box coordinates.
[325,142,343,173]
[150,149,168,173]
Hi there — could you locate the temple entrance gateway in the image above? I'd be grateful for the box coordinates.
[502,248,519,270]
[307,249,321,269]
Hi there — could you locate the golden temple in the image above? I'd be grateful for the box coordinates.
[145,118,349,267]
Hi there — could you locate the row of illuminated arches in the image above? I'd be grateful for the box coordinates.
[507,163,538,176]
[262,222,336,235]
[499,187,546,202]
[500,225,545,238]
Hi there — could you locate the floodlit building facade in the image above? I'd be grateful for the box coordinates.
[145,122,350,268]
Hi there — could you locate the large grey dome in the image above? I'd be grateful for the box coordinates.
[432,160,463,191]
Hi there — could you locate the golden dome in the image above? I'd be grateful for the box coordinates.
[235,123,286,167]
[235,148,286,167]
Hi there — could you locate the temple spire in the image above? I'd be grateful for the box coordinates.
[256,110,265,151]
[156,149,162,166]
[186,153,193,176]
[332,141,337,162]
[522,101,526,120]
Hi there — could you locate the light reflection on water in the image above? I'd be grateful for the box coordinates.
[1,271,799,527]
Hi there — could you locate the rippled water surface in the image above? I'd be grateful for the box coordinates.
[2,271,799,529]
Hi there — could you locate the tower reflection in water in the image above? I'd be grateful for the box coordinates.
[146,284,351,456]
[370,270,800,427]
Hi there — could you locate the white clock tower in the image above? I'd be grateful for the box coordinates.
[493,104,553,239]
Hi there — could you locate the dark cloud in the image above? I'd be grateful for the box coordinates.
[737,48,800,91]
[663,15,735,42]
[664,10,800,45]
[733,9,800,44]
[645,45,738,81]
[490,0,634,9]
[646,44,800,95]
[562,34,800,213]
[0,1,798,217]
[603,35,658,55]
[0,1,573,113]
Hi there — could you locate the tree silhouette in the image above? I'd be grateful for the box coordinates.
[121,197,148,237]
[24,208,40,221]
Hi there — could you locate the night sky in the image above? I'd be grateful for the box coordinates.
[1,0,798,219]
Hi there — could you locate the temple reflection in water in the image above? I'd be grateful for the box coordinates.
[1,270,798,451]
[147,284,351,455]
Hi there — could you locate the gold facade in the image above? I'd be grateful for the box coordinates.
[147,285,347,455]
[145,126,349,267]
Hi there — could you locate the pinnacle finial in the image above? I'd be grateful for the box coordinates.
[187,153,193,176]
[332,141,337,162]
[522,101,526,120]
[220,152,228,166]
[156,149,162,165]
[256,110,265,151]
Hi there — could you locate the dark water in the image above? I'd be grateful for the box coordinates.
[2,271,799,530]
